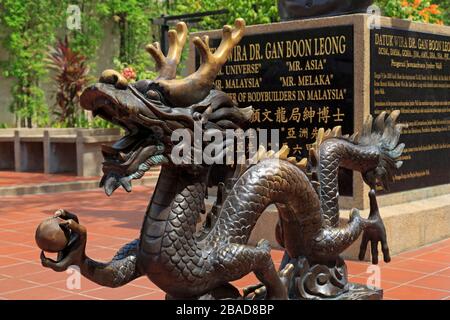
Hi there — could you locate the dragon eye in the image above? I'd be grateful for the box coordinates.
[146,89,161,101]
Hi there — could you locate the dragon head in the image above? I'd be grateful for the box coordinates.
[80,19,251,196]
[358,110,406,191]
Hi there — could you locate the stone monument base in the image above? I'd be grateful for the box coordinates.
[325,283,382,300]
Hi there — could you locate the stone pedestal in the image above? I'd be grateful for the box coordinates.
[330,283,382,300]
[0,129,15,170]
[0,128,121,177]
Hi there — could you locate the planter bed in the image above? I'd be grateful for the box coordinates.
[0,128,121,176]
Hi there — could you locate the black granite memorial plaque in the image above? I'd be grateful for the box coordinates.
[370,28,450,193]
[195,25,355,195]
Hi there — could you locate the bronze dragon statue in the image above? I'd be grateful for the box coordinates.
[39,19,405,300]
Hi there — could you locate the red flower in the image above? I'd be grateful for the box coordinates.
[428,4,440,15]
[122,67,136,81]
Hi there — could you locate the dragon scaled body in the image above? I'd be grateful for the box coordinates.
[39,19,405,300]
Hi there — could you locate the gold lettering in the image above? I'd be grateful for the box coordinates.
[265,41,284,59]
[314,36,346,55]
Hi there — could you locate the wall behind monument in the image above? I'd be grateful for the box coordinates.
[0,21,119,127]
[0,26,14,126]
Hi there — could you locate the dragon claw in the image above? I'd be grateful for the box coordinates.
[358,190,390,264]
[242,283,265,298]
[54,209,80,223]
[40,250,72,272]
[54,209,64,218]
[279,263,295,296]
[40,210,87,272]
[243,263,294,300]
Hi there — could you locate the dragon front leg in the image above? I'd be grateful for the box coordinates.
[358,189,391,264]
[312,189,390,264]
[40,210,142,288]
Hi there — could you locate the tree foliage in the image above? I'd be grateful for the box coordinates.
[167,0,279,29]
[98,0,164,81]
[438,0,450,25]
[0,0,161,127]
[0,0,65,127]
[65,0,109,71]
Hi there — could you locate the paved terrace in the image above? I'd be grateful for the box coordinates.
[0,172,449,300]
[0,171,96,187]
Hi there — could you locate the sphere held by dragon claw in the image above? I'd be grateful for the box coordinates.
[35,217,70,253]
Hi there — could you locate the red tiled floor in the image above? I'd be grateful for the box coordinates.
[0,256,23,266]
[409,275,450,292]
[0,243,34,256]
[52,293,102,300]
[48,276,116,292]
[7,248,41,261]
[414,252,450,264]
[0,231,35,244]
[383,285,449,300]
[0,262,44,278]
[386,258,447,274]
[129,277,163,291]
[87,235,133,248]
[1,285,72,300]
[231,273,259,291]
[373,267,425,284]
[348,275,399,290]
[0,180,449,300]
[84,248,119,261]
[346,260,374,276]
[21,270,72,286]
[130,290,167,300]
[436,268,450,278]
[432,238,450,246]
[271,250,285,263]
[79,285,155,300]
[0,171,97,187]
[0,278,41,294]
[397,247,433,259]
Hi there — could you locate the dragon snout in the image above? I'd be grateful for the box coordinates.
[80,80,156,121]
